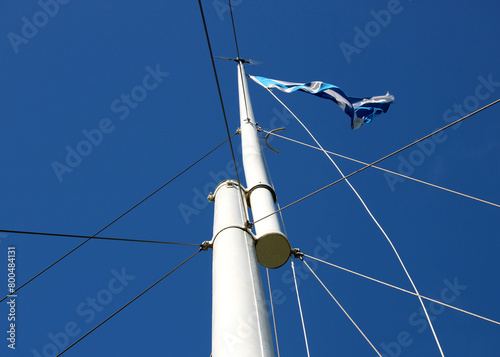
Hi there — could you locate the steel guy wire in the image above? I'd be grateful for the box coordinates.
[251,98,500,225]
[0,136,231,303]
[56,248,202,356]
[0,229,201,246]
[261,129,500,209]
[302,253,500,326]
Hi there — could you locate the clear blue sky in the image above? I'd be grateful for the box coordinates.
[1,1,499,356]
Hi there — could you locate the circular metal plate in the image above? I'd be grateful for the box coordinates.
[255,233,291,269]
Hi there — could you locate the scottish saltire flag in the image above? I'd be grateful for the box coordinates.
[249,75,394,129]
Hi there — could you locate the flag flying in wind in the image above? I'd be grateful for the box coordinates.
[249,75,394,129]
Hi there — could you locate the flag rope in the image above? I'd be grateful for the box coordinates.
[263,86,446,357]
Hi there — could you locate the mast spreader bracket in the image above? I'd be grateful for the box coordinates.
[292,248,304,258]
[265,127,285,154]
[245,183,277,207]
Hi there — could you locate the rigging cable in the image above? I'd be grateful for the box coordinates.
[263,86,446,356]
[303,253,500,326]
[228,0,241,60]
[251,97,500,225]
[198,0,251,229]
[260,117,286,357]
[226,0,261,229]
[299,256,383,356]
[228,0,251,128]
[266,268,281,357]
[0,229,200,246]
[261,129,500,209]
[0,136,231,303]
[197,0,244,199]
[261,132,288,357]
[55,248,202,357]
[291,255,311,357]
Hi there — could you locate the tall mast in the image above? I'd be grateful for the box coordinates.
[236,62,290,270]
[210,60,290,356]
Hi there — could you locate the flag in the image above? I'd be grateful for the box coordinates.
[249,75,394,129]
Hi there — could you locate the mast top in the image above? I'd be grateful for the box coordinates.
[236,60,291,269]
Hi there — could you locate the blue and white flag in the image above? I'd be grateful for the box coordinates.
[249,75,394,129]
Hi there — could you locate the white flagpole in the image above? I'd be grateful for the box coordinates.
[236,62,290,269]
[210,60,291,356]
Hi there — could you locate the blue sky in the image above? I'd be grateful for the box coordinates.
[1,0,500,356]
